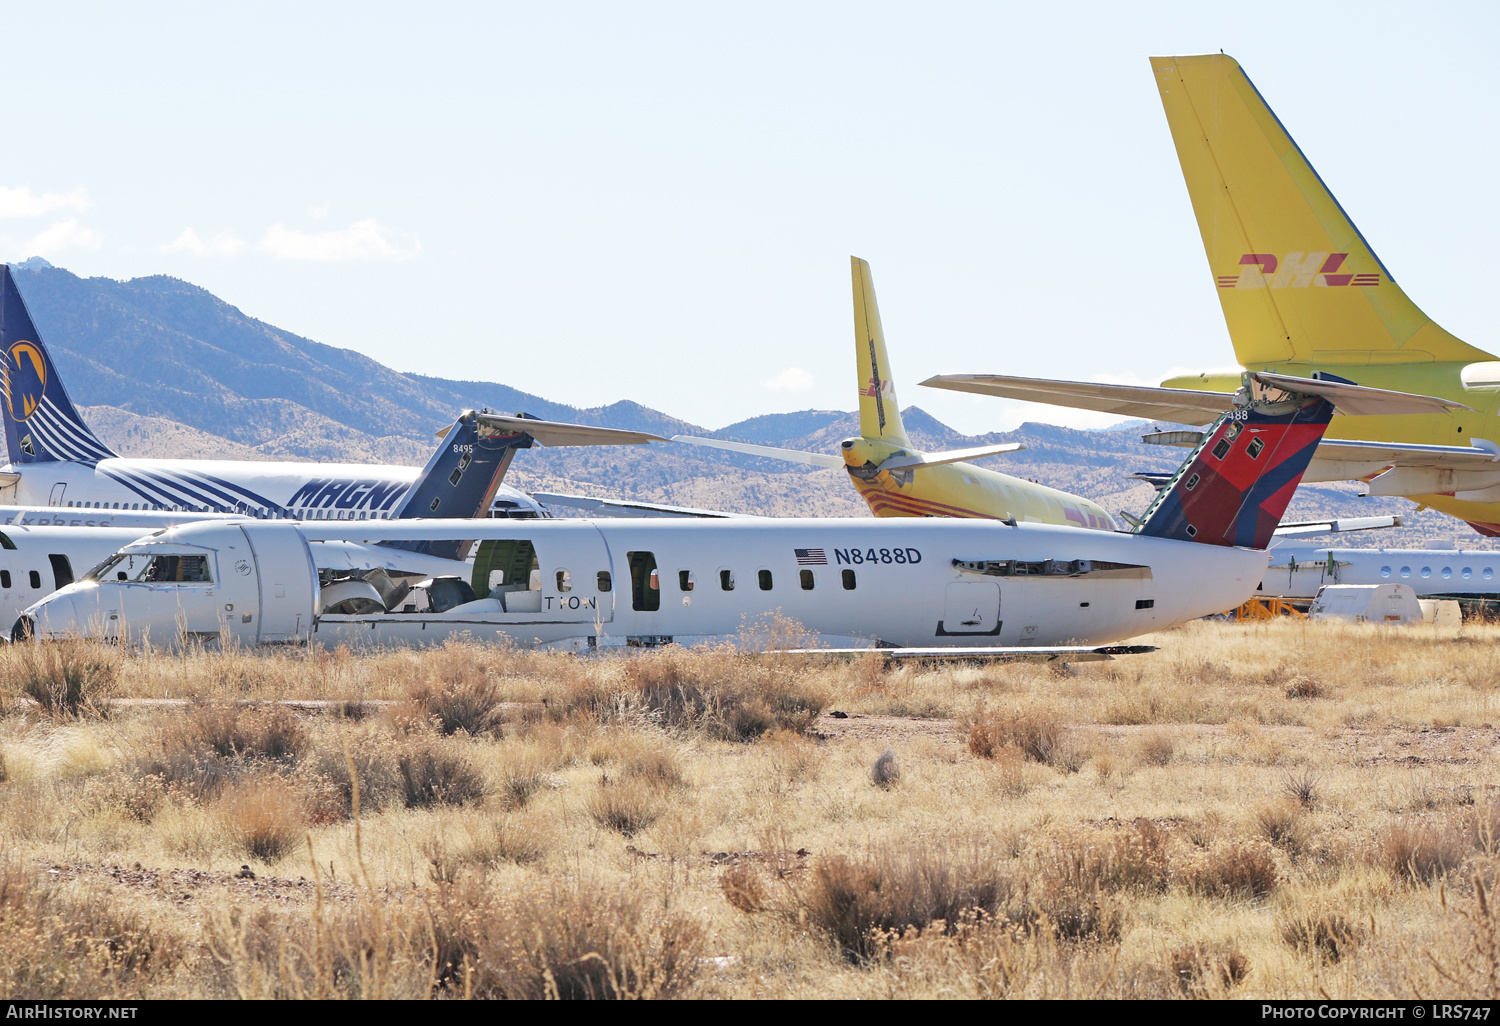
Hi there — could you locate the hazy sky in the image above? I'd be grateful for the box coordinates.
[1,2,1495,435]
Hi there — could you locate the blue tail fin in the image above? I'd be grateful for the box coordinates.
[383,410,534,560]
[0,265,117,465]
[1135,394,1335,550]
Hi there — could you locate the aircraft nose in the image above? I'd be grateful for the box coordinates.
[28,591,83,639]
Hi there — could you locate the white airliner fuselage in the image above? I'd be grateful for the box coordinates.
[0,458,548,520]
[21,517,1271,650]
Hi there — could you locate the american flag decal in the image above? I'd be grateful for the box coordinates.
[795,548,827,565]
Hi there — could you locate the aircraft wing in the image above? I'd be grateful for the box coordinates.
[477,414,665,447]
[920,373,1232,424]
[670,435,845,468]
[773,644,1157,663]
[1310,438,1500,470]
[531,492,758,519]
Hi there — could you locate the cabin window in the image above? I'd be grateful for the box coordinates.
[1136,599,1155,610]
[1442,567,1453,580]
[1211,438,1231,460]
[720,569,735,591]
[597,571,612,592]
[1400,566,1411,578]
[556,570,572,592]
[138,554,212,584]
[628,551,661,612]
[1246,437,1265,459]
[28,570,40,590]
[1381,566,1391,578]
[842,569,856,590]
[758,569,773,591]
[800,569,814,590]
[1488,568,1496,581]
[678,570,694,592]
[0,570,10,588]
[1421,567,1432,579]
[1184,473,1200,491]
[1463,567,1473,580]
[1185,525,1197,537]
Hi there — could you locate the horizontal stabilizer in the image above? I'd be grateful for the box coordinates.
[1254,373,1471,417]
[1311,438,1500,471]
[921,373,1233,425]
[924,372,1469,423]
[478,414,664,447]
[1272,515,1403,539]
[532,493,757,519]
[879,442,1025,471]
[772,645,1157,663]
[670,434,845,468]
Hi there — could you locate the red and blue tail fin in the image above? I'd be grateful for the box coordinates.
[1136,395,1334,549]
[0,265,117,465]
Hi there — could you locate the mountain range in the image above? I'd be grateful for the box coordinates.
[10,259,1482,547]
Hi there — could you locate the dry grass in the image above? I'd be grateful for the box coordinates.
[10,623,1500,998]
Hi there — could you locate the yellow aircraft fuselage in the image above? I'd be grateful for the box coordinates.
[839,436,1114,528]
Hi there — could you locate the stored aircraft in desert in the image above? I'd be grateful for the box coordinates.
[20,373,1455,652]
[669,258,1117,531]
[924,54,1500,537]
[0,265,665,523]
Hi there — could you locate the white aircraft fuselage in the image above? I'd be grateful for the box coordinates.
[0,458,548,520]
[21,517,1271,650]
[1259,545,1500,603]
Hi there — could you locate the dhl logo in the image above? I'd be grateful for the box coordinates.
[1216,253,1381,290]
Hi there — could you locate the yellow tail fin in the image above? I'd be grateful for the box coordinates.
[1151,53,1493,367]
[852,257,909,443]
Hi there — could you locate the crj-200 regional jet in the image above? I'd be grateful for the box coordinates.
[0,265,661,526]
[19,372,1462,653]
[924,54,1500,538]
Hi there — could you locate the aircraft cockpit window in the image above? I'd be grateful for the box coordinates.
[137,554,213,584]
[556,569,572,593]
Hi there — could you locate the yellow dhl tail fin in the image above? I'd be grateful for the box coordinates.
[1151,53,1493,367]
[852,256,910,443]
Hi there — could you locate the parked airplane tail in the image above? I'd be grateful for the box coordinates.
[1136,386,1335,549]
[852,257,909,444]
[0,265,118,466]
[386,411,666,560]
[1150,54,1494,368]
